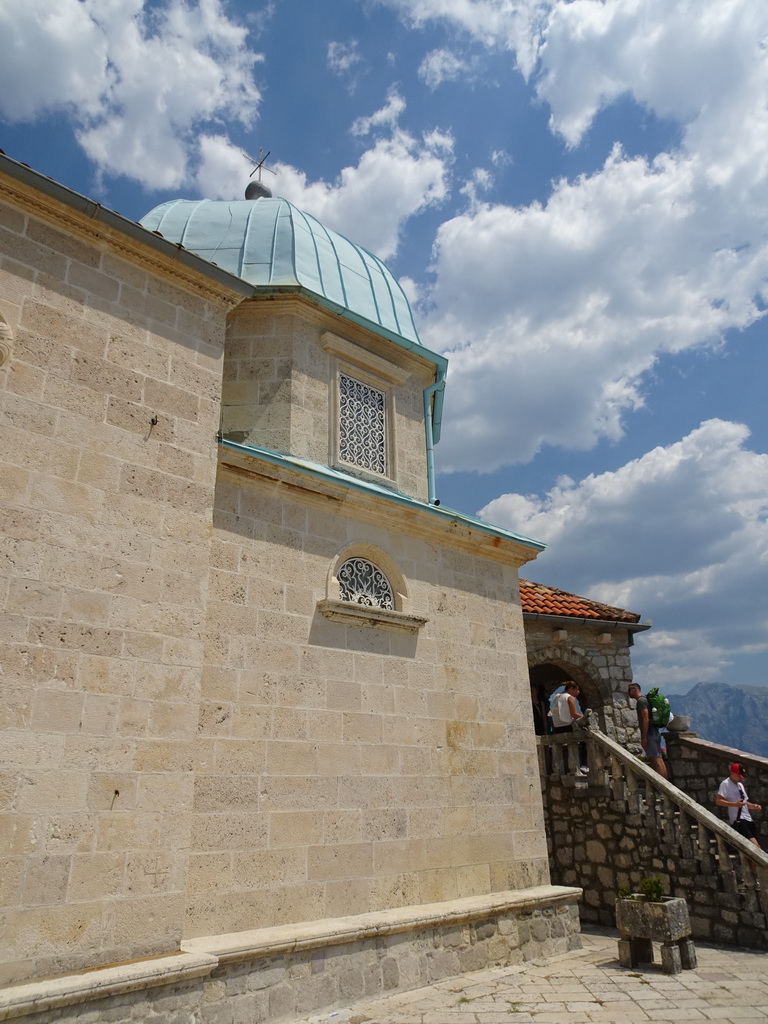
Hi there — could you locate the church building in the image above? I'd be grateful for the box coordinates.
[0,153,580,1021]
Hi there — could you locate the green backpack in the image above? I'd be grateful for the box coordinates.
[646,687,672,727]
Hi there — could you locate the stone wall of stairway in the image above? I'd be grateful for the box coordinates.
[664,731,768,847]
[541,744,768,949]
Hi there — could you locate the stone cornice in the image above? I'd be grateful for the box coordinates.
[218,444,543,569]
[0,162,251,308]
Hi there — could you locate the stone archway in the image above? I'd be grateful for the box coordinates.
[528,646,609,731]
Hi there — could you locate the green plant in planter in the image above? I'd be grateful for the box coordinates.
[637,875,665,902]
[617,875,666,902]
[615,875,695,973]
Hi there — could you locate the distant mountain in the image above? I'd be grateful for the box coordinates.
[665,682,768,758]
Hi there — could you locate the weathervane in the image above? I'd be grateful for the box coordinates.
[242,147,276,200]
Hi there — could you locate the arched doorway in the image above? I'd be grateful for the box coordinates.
[529,658,605,730]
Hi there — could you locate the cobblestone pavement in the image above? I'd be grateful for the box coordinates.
[294,928,768,1024]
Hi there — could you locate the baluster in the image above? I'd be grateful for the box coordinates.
[538,737,550,778]
[757,866,768,912]
[556,736,569,777]
[678,810,694,859]
[661,796,678,846]
[647,787,661,831]
[568,736,581,776]
[716,835,738,890]
[549,737,561,776]
[610,755,624,801]
[639,778,656,823]
[696,820,714,873]
[739,851,753,891]
[588,736,607,786]
[625,770,641,816]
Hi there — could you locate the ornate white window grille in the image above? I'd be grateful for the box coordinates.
[337,557,394,609]
[338,372,386,475]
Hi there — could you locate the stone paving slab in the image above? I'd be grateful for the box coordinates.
[293,928,768,1024]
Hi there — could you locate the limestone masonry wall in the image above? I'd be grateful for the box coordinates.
[0,193,236,982]
[221,299,434,501]
[187,461,548,938]
[1,174,553,993]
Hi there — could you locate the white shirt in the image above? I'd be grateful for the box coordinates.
[718,777,752,824]
[550,691,579,727]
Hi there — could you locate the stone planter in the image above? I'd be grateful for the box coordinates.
[615,896,696,974]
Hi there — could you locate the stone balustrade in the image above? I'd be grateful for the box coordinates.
[539,718,768,948]
[665,731,768,847]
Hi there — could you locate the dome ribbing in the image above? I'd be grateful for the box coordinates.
[140,197,424,352]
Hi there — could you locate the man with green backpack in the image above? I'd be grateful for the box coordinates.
[628,682,670,780]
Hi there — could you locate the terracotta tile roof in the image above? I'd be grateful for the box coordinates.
[519,578,641,623]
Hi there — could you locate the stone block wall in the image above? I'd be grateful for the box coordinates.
[0,889,581,1024]
[543,770,768,948]
[188,458,548,939]
[0,190,238,982]
[221,299,434,501]
[1,164,553,992]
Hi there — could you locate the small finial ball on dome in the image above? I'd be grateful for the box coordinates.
[245,180,272,200]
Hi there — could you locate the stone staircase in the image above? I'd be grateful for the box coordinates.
[539,718,768,949]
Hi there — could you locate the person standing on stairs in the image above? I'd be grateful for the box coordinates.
[716,762,762,849]
[550,681,588,775]
[628,683,669,780]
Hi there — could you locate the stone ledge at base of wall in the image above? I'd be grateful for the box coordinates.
[0,885,582,1024]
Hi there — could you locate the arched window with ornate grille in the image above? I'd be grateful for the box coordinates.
[336,556,394,609]
[317,545,427,633]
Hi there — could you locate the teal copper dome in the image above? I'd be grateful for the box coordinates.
[140,197,434,359]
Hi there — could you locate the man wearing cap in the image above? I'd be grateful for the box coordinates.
[716,763,762,849]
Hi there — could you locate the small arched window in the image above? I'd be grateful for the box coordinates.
[337,557,394,610]
[318,546,427,632]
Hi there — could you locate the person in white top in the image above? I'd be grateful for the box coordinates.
[550,681,583,729]
[715,762,762,849]
[550,681,587,775]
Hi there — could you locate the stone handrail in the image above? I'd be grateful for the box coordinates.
[540,714,768,898]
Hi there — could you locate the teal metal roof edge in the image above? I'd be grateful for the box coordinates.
[248,283,448,373]
[0,153,253,298]
[218,438,546,553]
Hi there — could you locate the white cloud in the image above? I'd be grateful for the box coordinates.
[0,0,261,190]
[537,1,767,149]
[194,134,255,200]
[328,39,364,77]
[480,420,768,688]
[459,167,493,204]
[374,2,768,475]
[376,0,550,78]
[424,143,768,470]
[351,88,406,136]
[414,8,768,472]
[273,128,452,260]
[418,48,469,89]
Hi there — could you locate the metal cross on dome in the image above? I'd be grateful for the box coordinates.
[242,147,276,184]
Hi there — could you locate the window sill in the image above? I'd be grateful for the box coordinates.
[317,599,427,633]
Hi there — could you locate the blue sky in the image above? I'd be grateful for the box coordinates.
[2,0,767,692]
